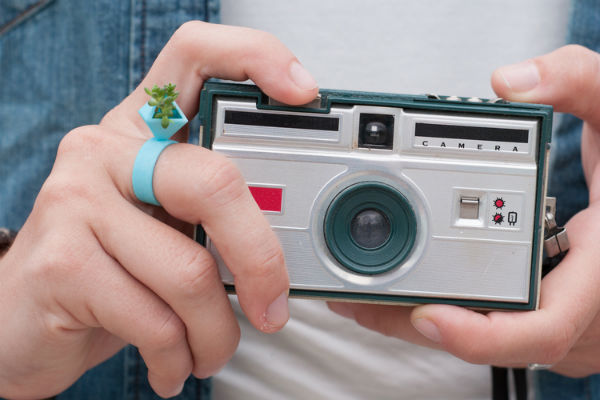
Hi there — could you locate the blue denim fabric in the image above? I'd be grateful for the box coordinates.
[533,0,600,398]
[0,0,219,398]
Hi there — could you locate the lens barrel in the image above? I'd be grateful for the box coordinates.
[324,182,416,275]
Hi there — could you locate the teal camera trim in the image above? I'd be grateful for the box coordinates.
[324,182,416,275]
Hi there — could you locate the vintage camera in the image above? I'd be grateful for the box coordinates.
[197,82,553,310]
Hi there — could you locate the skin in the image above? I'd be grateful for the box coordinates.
[329,45,600,377]
[0,22,317,399]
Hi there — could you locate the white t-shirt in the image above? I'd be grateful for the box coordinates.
[213,1,570,399]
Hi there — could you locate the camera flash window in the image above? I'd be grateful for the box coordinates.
[358,113,394,150]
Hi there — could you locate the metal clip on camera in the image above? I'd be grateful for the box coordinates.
[542,197,570,274]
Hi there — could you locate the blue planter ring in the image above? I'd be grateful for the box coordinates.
[138,100,188,139]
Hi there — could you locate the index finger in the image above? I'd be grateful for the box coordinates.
[101,22,322,332]
[491,45,600,200]
[104,21,319,137]
[156,144,291,333]
[491,45,600,131]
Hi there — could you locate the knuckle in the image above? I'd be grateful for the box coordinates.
[244,28,279,48]
[39,127,109,211]
[173,20,205,42]
[569,45,600,87]
[149,309,187,352]
[550,45,600,115]
[235,28,284,66]
[176,250,219,299]
[28,234,93,282]
[56,125,103,159]
[33,250,67,281]
[171,21,215,59]
[40,312,66,338]
[171,22,197,51]
[39,310,81,344]
[37,173,97,210]
[199,154,247,209]
[56,128,85,157]
[562,44,595,60]
[249,242,286,280]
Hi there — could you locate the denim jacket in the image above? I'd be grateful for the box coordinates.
[0,0,218,398]
[535,0,600,396]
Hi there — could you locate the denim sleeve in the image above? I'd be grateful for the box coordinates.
[533,0,600,398]
[546,0,597,227]
[0,0,218,398]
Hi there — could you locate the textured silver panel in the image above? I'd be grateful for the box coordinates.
[278,231,344,289]
[216,230,345,289]
[388,238,530,302]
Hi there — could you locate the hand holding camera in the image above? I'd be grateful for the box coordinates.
[330,45,600,377]
[0,22,316,399]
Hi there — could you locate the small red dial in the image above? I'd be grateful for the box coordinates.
[494,198,505,209]
[493,213,504,224]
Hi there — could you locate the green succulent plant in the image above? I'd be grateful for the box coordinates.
[145,83,180,129]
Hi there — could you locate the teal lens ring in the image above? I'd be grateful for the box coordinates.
[324,182,417,275]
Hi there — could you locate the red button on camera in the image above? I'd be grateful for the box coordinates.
[493,213,504,224]
[248,186,283,213]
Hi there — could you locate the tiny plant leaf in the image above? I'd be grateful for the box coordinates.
[144,83,180,128]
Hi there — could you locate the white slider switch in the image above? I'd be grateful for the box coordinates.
[460,196,480,219]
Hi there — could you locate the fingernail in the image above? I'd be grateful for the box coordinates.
[497,60,540,92]
[289,60,318,90]
[328,302,355,319]
[412,318,442,343]
[263,291,289,332]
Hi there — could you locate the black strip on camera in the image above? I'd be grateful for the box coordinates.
[415,123,529,143]
[224,110,339,131]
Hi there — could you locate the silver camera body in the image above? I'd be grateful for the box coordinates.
[198,83,553,310]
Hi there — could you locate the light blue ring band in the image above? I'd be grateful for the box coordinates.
[132,138,177,206]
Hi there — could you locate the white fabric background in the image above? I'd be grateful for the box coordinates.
[213,1,570,399]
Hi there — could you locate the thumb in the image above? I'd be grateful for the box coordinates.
[492,44,600,131]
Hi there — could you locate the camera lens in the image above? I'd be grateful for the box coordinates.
[324,182,416,275]
[358,114,394,149]
[350,208,391,249]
